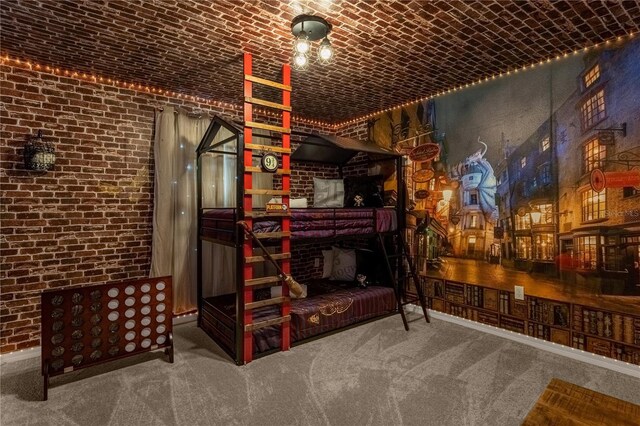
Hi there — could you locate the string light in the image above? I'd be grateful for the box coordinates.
[329,31,634,129]
[0,32,633,131]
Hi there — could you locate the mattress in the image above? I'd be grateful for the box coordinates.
[201,208,397,242]
[202,283,396,355]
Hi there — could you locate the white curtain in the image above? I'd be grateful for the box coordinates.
[199,131,275,298]
[151,107,210,314]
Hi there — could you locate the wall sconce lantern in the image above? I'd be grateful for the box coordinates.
[24,130,56,171]
[291,14,333,70]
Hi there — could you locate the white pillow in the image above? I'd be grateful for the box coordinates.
[271,284,307,299]
[330,247,356,281]
[313,178,344,208]
[322,249,334,278]
[267,197,308,208]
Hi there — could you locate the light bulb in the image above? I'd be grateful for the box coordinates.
[293,52,308,70]
[294,31,310,54]
[317,37,333,63]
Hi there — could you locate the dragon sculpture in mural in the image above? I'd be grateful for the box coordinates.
[450,137,499,223]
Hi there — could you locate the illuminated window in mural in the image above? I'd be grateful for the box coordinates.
[580,89,606,129]
[575,236,597,269]
[533,233,555,260]
[515,213,531,230]
[583,138,606,173]
[516,236,532,259]
[581,189,606,222]
[470,215,478,228]
[520,156,527,168]
[540,136,550,152]
[583,64,600,88]
[532,203,554,225]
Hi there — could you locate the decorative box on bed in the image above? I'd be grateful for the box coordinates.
[196,112,408,365]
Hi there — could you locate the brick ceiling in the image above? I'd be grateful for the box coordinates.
[2,0,639,123]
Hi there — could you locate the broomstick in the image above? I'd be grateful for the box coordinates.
[237,221,303,297]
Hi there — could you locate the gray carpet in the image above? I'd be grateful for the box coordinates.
[2,314,639,426]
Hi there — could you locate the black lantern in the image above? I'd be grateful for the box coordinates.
[24,130,56,171]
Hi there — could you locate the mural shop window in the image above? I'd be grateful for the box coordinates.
[581,189,606,222]
[601,235,623,271]
[470,215,478,228]
[532,203,554,225]
[520,156,527,169]
[582,138,606,174]
[515,213,531,230]
[623,187,640,198]
[580,89,606,130]
[516,236,532,259]
[428,179,436,191]
[575,236,597,270]
[467,236,477,254]
[583,64,600,89]
[533,233,555,261]
[540,136,550,152]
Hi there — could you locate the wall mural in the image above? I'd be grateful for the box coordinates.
[370,37,640,299]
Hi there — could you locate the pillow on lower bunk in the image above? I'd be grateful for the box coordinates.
[313,178,344,208]
[271,284,307,299]
[330,247,356,281]
[322,249,334,278]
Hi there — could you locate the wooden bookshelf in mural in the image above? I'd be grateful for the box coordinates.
[420,277,640,366]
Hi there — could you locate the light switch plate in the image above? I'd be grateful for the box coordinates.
[514,285,525,300]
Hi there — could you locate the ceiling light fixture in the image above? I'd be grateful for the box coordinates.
[291,14,333,70]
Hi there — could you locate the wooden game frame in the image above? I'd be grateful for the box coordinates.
[40,276,174,400]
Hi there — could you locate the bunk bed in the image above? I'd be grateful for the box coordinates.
[196,116,408,363]
[195,54,426,365]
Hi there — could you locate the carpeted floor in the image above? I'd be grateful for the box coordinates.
[2,314,639,426]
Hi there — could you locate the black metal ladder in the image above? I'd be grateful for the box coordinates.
[378,230,430,331]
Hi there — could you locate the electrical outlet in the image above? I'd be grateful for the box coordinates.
[514,285,525,300]
[314,258,320,268]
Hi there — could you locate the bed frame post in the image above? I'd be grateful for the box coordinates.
[396,156,406,299]
[241,52,254,365]
[197,145,203,328]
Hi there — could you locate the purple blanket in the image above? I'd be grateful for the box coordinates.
[201,208,397,241]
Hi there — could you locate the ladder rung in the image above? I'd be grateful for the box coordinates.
[254,231,291,239]
[244,96,292,112]
[245,144,291,154]
[245,315,290,332]
[245,166,291,175]
[245,276,283,287]
[245,252,291,263]
[244,211,291,218]
[246,121,291,134]
[245,296,288,310]
[245,189,289,196]
[244,74,292,91]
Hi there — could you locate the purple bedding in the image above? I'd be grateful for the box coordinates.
[201,208,397,241]
[202,284,396,355]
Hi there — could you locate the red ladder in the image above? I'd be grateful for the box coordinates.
[242,53,292,364]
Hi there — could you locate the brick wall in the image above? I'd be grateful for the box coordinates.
[0,62,330,353]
